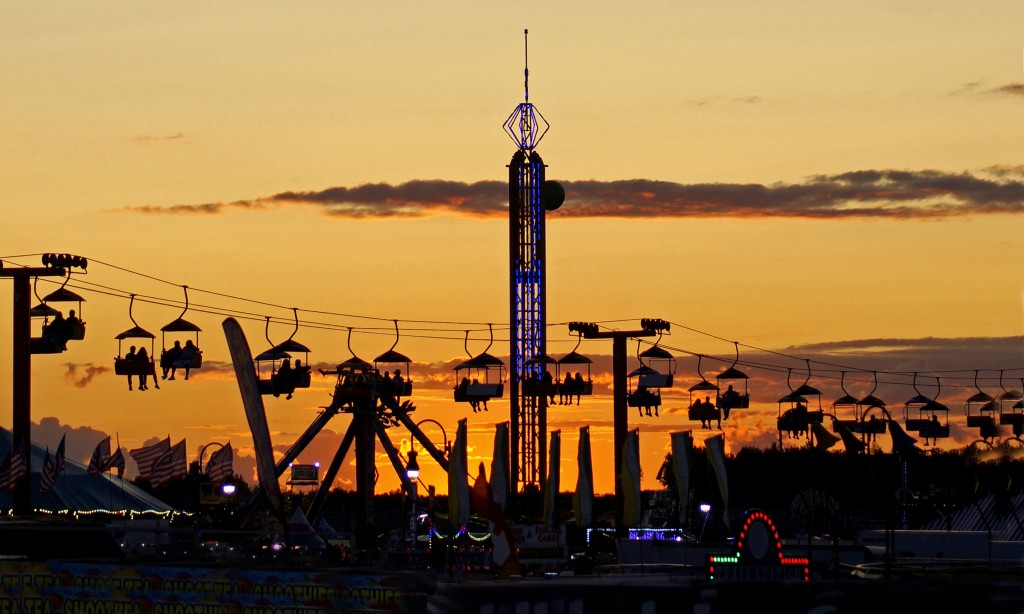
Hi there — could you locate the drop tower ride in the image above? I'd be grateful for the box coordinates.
[504,30,562,495]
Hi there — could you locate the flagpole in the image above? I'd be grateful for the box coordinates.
[116,433,126,523]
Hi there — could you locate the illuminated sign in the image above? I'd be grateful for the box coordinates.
[705,510,810,582]
[288,463,319,485]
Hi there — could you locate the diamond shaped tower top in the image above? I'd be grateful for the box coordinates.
[503,29,549,151]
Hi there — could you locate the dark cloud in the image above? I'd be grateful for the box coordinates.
[62,362,110,388]
[121,168,1024,220]
[34,417,117,467]
[986,82,1024,97]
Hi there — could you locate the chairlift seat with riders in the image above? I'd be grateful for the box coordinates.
[627,365,662,411]
[557,350,594,398]
[455,352,506,400]
[687,355,720,426]
[715,343,751,410]
[321,328,382,409]
[255,311,312,399]
[151,287,204,382]
[964,372,997,438]
[997,376,1023,434]
[31,274,86,354]
[453,327,506,409]
[374,321,413,398]
[522,353,557,398]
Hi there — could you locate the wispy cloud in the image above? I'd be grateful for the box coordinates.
[62,363,110,388]
[132,132,186,143]
[120,168,1024,220]
[986,82,1024,97]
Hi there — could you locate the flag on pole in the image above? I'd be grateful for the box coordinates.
[88,436,111,476]
[670,431,693,527]
[544,430,561,530]
[2,440,28,492]
[469,461,520,578]
[490,422,509,513]
[206,442,234,483]
[150,439,187,488]
[0,454,9,492]
[40,434,66,495]
[811,422,840,451]
[108,447,126,478]
[888,419,921,456]
[833,419,867,456]
[706,433,730,529]
[574,426,595,529]
[448,419,470,526]
[621,429,642,527]
[130,437,171,481]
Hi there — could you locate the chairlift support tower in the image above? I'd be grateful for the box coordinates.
[505,29,552,495]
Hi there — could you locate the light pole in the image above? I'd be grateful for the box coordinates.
[699,503,712,542]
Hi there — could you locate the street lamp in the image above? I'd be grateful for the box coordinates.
[699,503,712,542]
[405,450,420,480]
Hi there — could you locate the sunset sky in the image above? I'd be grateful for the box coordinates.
[1,2,1022,499]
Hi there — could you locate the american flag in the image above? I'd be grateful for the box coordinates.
[2,441,28,491]
[129,437,170,481]
[39,434,66,495]
[108,447,126,478]
[149,439,187,488]
[206,442,233,484]
[87,437,111,476]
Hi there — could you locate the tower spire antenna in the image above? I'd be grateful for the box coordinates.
[503,28,548,150]
[524,28,529,102]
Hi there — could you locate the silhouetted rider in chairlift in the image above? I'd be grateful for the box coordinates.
[273,358,293,399]
[162,340,183,380]
[720,384,740,419]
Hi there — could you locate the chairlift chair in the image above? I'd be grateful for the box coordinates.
[256,310,312,398]
[556,333,594,404]
[374,321,413,398]
[30,273,86,354]
[322,328,377,409]
[996,373,1024,434]
[453,326,506,408]
[964,371,997,438]
[522,353,557,399]
[627,365,662,416]
[715,342,750,411]
[113,295,157,378]
[687,355,720,426]
[159,286,203,379]
[903,374,950,441]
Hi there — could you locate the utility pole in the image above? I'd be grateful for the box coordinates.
[569,319,669,535]
[0,254,85,516]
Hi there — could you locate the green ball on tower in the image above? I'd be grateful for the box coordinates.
[542,180,565,211]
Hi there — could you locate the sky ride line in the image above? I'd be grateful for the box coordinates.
[4,253,1022,396]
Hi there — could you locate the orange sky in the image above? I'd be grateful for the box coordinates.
[0,2,1022,498]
